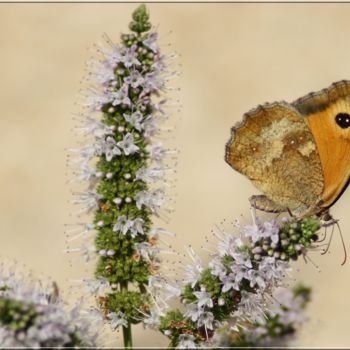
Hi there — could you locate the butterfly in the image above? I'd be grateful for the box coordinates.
[225,80,350,220]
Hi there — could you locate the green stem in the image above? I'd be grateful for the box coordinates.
[120,282,133,349]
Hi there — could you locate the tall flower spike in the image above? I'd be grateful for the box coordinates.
[68,4,178,348]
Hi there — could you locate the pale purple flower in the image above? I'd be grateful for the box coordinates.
[244,224,263,244]
[108,311,128,330]
[146,143,168,162]
[208,256,226,278]
[142,115,159,138]
[217,235,243,257]
[124,69,144,88]
[234,291,266,324]
[232,250,252,268]
[142,71,165,94]
[106,48,123,67]
[86,94,109,111]
[221,273,240,293]
[96,60,115,85]
[143,32,160,53]
[184,255,203,288]
[117,133,139,155]
[111,84,131,106]
[121,45,140,68]
[246,269,266,289]
[231,264,249,287]
[262,220,280,244]
[104,136,121,161]
[123,111,143,131]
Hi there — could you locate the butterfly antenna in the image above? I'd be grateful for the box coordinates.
[321,222,335,256]
[336,221,347,266]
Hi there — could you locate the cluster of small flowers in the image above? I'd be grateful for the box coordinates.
[66,4,178,338]
[0,261,101,347]
[156,216,320,348]
[216,284,312,347]
[248,217,320,262]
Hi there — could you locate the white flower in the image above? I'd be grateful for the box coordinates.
[117,133,139,155]
[143,309,162,329]
[193,290,213,308]
[72,191,101,213]
[135,189,164,212]
[130,217,145,236]
[113,215,133,235]
[123,111,143,131]
[135,166,164,183]
[135,242,159,261]
[197,311,214,331]
[108,311,128,330]
[83,277,109,296]
[177,334,197,349]
[184,303,204,322]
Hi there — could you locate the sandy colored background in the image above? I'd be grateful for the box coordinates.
[1,3,350,347]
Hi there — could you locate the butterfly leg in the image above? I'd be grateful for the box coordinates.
[249,195,286,214]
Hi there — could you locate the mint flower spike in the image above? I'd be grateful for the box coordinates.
[0,259,101,347]
[67,4,179,348]
[157,215,320,348]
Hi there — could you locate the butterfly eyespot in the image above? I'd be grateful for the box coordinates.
[335,113,350,129]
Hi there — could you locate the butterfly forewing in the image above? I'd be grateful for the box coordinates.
[225,102,324,216]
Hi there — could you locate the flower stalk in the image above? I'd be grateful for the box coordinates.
[68,4,177,348]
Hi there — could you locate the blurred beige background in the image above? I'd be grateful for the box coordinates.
[1,3,350,347]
